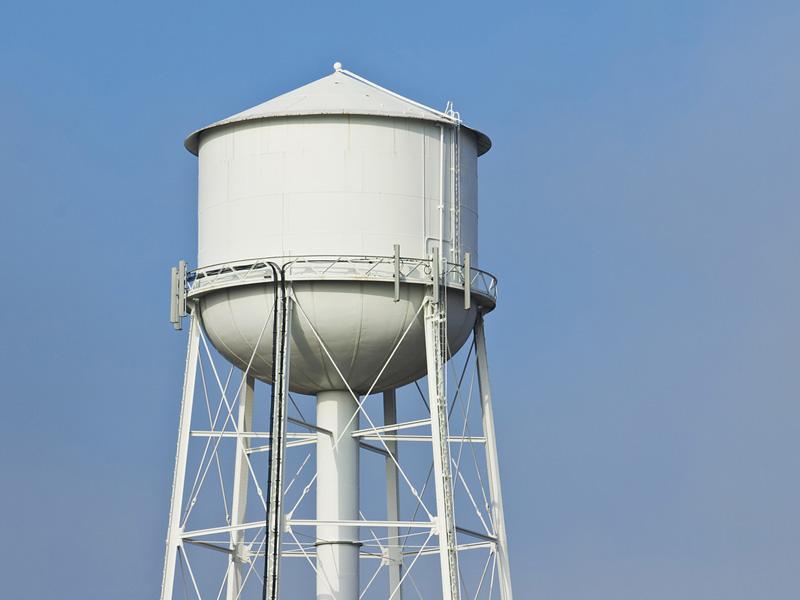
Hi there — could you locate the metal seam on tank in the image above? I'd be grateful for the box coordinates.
[252,286,278,371]
[222,289,262,372]
[318,285,340,390]
[449,290,475,357]
[378,283,417,390]
[229,286,273,376]
[385,288,413,389]
[272,190,423,200]
[286,286,320,393]
[306,283,336,390]
[421,123,426,256]
[343,281,366,389]
[212,288,274,380]
[280,192,286,258]
[289,281,325,393]
[200,292,250,371]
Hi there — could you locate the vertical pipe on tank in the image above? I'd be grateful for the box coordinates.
[316,391,360,599]
[438,125,446,269]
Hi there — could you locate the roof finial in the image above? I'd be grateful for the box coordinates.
[333,61,343,72]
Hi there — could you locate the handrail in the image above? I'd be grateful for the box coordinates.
[185,255,498,306]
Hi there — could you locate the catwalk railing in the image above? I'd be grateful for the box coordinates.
[184,254,498,307]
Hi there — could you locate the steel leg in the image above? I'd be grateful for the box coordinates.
[424,299,460,599]
[227,375,255,599]
[383,389,403,599]
[475,316,513,599]
[161,314,201,600]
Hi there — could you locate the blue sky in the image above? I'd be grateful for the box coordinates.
[1,1,799,597]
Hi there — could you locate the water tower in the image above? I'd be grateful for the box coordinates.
[162,64,512,599]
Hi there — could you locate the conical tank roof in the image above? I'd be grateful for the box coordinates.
[184,64,491,155]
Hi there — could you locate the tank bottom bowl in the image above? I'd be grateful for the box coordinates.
[197,280,477,394]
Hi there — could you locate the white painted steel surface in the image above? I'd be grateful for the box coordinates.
[162,66,512,600]
[186,256,498,307]
[196,113,479,268]
[190,69,486,394]
[475,317,514,598]
[424,298,461,597]
[316,391,360,599]
[184,69,490,156]
[200,282,476,394]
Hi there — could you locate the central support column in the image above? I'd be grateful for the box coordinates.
[316,390,360,600]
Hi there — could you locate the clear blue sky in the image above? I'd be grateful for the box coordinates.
[1,1,798,597]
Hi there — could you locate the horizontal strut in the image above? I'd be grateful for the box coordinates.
[181,519,436,539]
[351,418,431,437]
[357,435,486,443]
[190,431,314,439]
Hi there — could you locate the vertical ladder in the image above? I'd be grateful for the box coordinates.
[444,103,462,266]
[264,276,293,600]
[452,121,461,265]
[425,252,461,599]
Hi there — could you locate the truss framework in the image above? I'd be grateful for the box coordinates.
[161,281,513,599]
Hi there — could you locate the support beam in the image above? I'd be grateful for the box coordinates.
[161,272,510,599]
[161,314,201,599]
[357,435,485,443]
[359,441,389,456]
[383,390,403,599]
[182,519,435,540]
[246,438,317,454]
[424,297,460,599]
[316,391,360,600]
[475,315,513,599]
[227,375,254,599]
[288,416,332,435]
[191,431,312,439]
[351,418,431,437]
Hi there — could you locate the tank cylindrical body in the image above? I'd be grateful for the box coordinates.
[197,115,479,267]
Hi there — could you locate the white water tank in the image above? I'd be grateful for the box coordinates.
[184,67,493,393]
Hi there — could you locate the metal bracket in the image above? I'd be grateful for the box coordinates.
[464,252,471,310]
[232,542,252,565]
[169,260,188,330]
[430,250,440,304]
[393,244,401,302]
